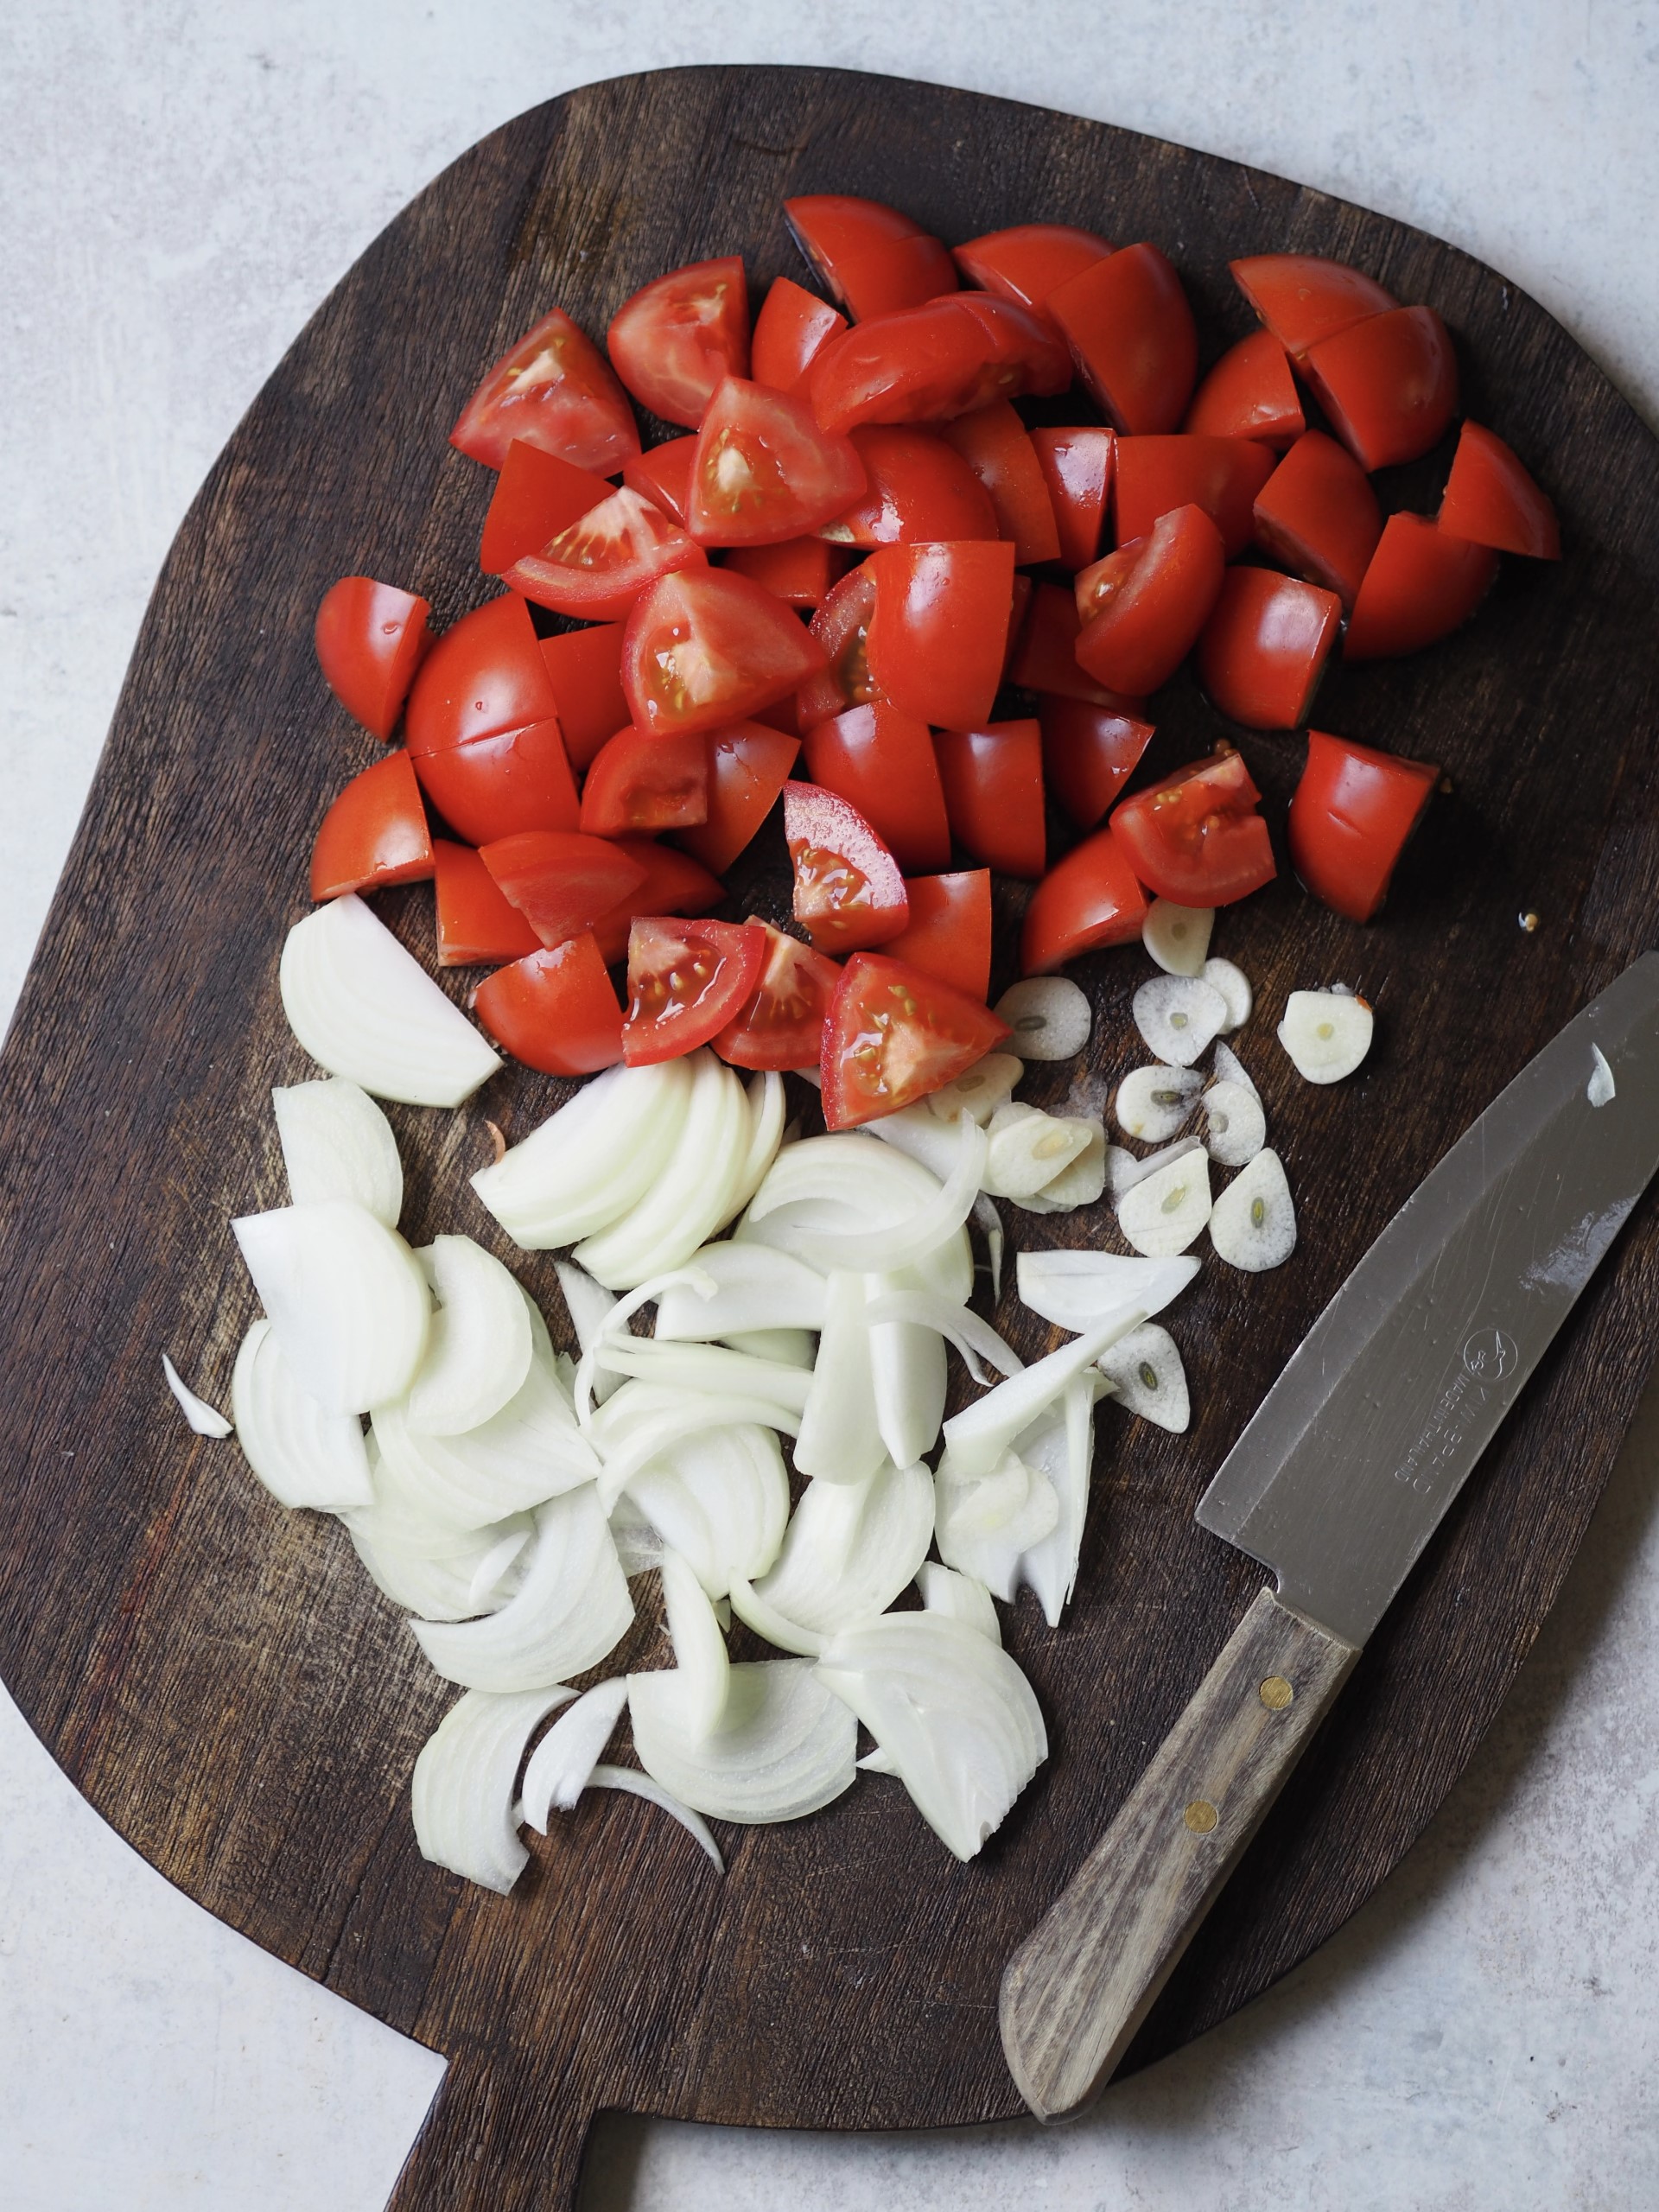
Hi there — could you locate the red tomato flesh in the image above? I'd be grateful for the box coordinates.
[590,839,725,965]
[1039,696,1155,829]
[879,871,993,1001]
[676,721,801,874]
[1046,243,1198,434]
[1007,582,1123,706]
[474,933,625,1077]
[821,426,999,547]
[539,624,629,772]
[797,563,882,729]
[953,223,1114,321]
[579,725,709,836]
[479,442,609,575]
[310,752,435,901]
[1021,826,1148,975]
[623,568,828,738]
[751,276,848,391]
[432,839,542,966]
[806,295,1070,435]
[1183,331,1305,447]
[1302,305,1459,471]
[723,536,850,608]
[784,781,910,952]
[1028,427,1115,570]
[606,257,750,429]
[713,924,843,1071]
[622,916,768,1065]
[938,402,1062,564]
[820,952,1011,1129]
[1109,747,1275,907]
[622,437,696,528]
[1229,254,1395,361]
[865,537,1016,731]
[480,829,648,949]
[505,486,705,621]
[405,594,556,758]
[802,702,950,874]
[1289,728,1440,923]
[1344,513,1498,660]
[315,576,432,742]
[1113,434,1277,559]
[1197,566,1342,730]
[784,195,957,321]
[933,719,1046,879]
[411,716,580,846]
[688,378,866,547]
[1438,421,1560,558]
[1252,429,1383,608]
[451,304,639,475]
[1073,503,1226,696]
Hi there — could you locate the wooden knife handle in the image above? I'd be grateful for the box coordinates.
[999,1586,1359,2120]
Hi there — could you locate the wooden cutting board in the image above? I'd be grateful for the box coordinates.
[1,66,1656,2211]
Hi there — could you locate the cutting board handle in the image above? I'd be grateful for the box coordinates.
[999,1586,1359,2120]
[386,2050,595,2211]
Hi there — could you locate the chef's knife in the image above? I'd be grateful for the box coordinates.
[999,952,1659,2121]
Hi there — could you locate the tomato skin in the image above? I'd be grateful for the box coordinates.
[938,402,1062,564]
[879,871,993,1001]
[1073,503,1226,696]
[315,576,433,741]
[865,538,1017,732]
[1439,421,1560,558]
[579,725,709,836]
[1252,429,1383,608]
[537,625,628,773]
[802,702,950,874]
[784,195,957,321]
[1021,828,1149,975]
[451,304,639,474]
[934,719,1046,879]
[1039,696,1155,829]
[412,716,581,845]
[480,829,649,949]
[1113,434,1277,560]
[952,223,1114,322]
[505,486,706,621]
[1047,243,1198,435]
[310,752,435,901]
[806,295,1070,436]
[688,378,867,548]
[622,916,768,1065]
[1109,747,1275,907]
[1008,581,1122,705]
[1183,331,1305,447]
[724,536,849,608]
[820,953,1011,1129]
[432,839,542,966]
[784,780,910,952]
[1229,254,1395,361]
[796,563,882,728]
[1302,305,1459,471]
[622,437,696,527]
[751,276,848,391]
[405,594,556,758]
[1343,512,1499,661]
[822,426,999,548]
[1028,427,1115,570]
[622,568,829,739]
[1289,728,1440,923]
[713,924,843,1071]
[473,932,625,1077]
[590,838,725,964]
[606,257,750,429]
[480,442,610,575]
[1197,567,1341,730]
[675,721,800,874]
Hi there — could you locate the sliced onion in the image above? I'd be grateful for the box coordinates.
[1132,974,1229,1067]
[607,1490,664,1577]
[593,1384,800,1514]
[280,893,501,1108]
[1278,988,1373,1083]
[1114,1065,1203,1142]
[553,1259,623,1406]
[622,1421,788,1597]
[162,1353,232,1439]
[572,1265,716,1424]
[722,1327,816,1368]
[519,1678,629,1828]
[1200,1078,1267,1167]
[864,1267,948,1467]
[232,1198,429,1415]
[467,1523,535,1612]
[271,1076,403,1227]
[630,1659,856,1823]
[406,1236,533,1435]
[1016,1249,1199,1335]
[728,1070,786,1217]
[1141,899,1213,978]
[918,1561,1001,1643]
[588,1338,812,1420]
[472,1057,694,1249]
[747,1457,933,1643]
[1116,1147,1212,1256]
[345,1448,533,1620]
[982,1105,1092,1199]
[411,1685,573,1892]
[575,1051,753,1289]
[934,1445,1060,1599]
[782,1116,987,1275]
[866,1100,963,1179]
[862,1287,1023,1386]
[231,1319,373,1509]
[586,1764,724,1872]
[1014,1374,1103,1626]
[1211,1038,1258,1098]
[659,1546,730,1743]
[1204,957,1253,1033]
[994,976,1092,1060]
[1210,1147,1297,1270]
[940,1313,1140,1478]
[740,1135,972,1305]
[654,1243,827,1339]
[726,1573,829,1657]
[925,1052,1024,1125]
[373,1339,597,1529]
[1097,1322,1190,1432]
[793,1270,886,1485]
[972,1192,1005,1300]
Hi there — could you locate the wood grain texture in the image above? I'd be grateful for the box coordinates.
[1000,1590,1359,2120]
[0,64,1653,2212]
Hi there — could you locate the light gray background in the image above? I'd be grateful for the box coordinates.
[3,4,1657,2207]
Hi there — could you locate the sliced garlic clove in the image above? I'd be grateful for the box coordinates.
[1116,1147,1212,1256]
[982,1109,1093,1199]
[1278,989,1374,1084]
[1132,975,1228,1067]
[1010,1117,1107,1212]
[1209,1147,1296,1271]
[1141,899,1213,978]
[1096,1323,1189,1433]
[1114,1064,1204,1142]
[1109,1134,1204,1198]
[1203,957,1253,1033]
[1211,1038,1258,1099]
[925,1051,1024,1125]
[1200,1078,1267,1167]
[994,976,1092,1061]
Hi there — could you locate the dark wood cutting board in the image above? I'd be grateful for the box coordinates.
[1,66,1656,2211]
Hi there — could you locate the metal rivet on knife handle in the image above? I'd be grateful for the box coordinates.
[1259,1676,1294,1709]
[1182,1801,1218,1834]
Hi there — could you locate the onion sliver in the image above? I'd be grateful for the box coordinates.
[411,1684,572,1892]
[741,1135,972,1305]
[972,1192,1005,1300]
[554,1260,623,1406]
[630,1659,856,1823]
[659,1545,731,1743]
[373,1344,597,1529]
[232,1198,429,1415]
[280,893,501,1108]
[1015,1249,1198,1335]
[585,1764,724,1872]
[1014,1374,1102,1626]
[748,1457,933,1642]
[722,1327,816,1369]
[1097,1322,1190,1432]
[520,1678,630,1827]
[575,1052,752,1289]
[272,1076,403,1227]
[406,1236,533,1435]
[785,1116,987,1275]
[472,1058,693,1249]
[865,1270,948,1469]
[654,1243,828,1340]
[793,1270,886,1485]
[862,1287,1023,1386]
[163,1353,232,1438]
[726,1573,827,1657]
[728,1070,786,1218]
[918,1561,1001,1643]
[594,1389,802,1514]
[941,1313,1139,1478]
[588,1338,812,1419]
[621,1420,788,1597]
[934,1446,1060,1599]
[345,1457,532,1621]
[231,1319,373,1509]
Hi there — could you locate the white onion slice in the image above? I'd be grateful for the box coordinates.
[794,1270,886,1485]
[747,1457,933,1642]
[972,1192,1005,1300]
[1097,1322,1190,1432]
[934,1446,1061,1599]
[729,1070,786,1217]
[575,1052,752,1288]
[162,1353,232,1438]
[519,1679,630,1828]
[1209,1147,1297,1271]
[607,1490,664,1577]
[727,1573,829,1656]
[372,1339,597,1529]
[722,1327,816,1368]
[571,1265,715,1424]
[552,1259,623,1407]
[630,1660,856,1823]
[411,1685,572,1892]
[1114,1065,1203,1142]
[345,1446,533,1620]
[406,1236,533,1435]
[1211,1039,1259,1099]
[654,1243,828,1339]
[271,1076,403,1227]
[1132,974,1229,1067]
[1014,1375,1103,1626]
[1010,1117,1108,1213]
[232,1198,429,1415]
[1141,899,1213,978]
[232,1319,373,1510]
[866,1101,963,1180]
[925,1052,1024,1125]
[1200,1078,1267,1168]
[741,1135,972,1305]
[593,1384,800,1517]
[942,1313,1142,1478]
[782,1116,987,1275]
[659,1546,730,1743]
[586,1764,724,1872]
[589,1338,812,1420]
[994,976,1092,1060]
[982,1105,1092,1199]
[1278,989,1374,1083]
[472,1058,693,1249]
[466,1524,534,1612]
[867,1292,947,1470]
[1116,1147,1212,1257]
[862,1287,1023,1385]
[918,1561,1001,1643]
[280,893,501,1108]
[1588,1044,1617,1108]
[1204,957,1253,1033]
[1015,1249,1198,1335]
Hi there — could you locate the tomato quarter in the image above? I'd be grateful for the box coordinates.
[1038,696,1155,829]
[451,304,639,474]
[1289,728,1440,923]
[1047,242,1198,434]
[622,916,767,1065]
[480,829,649,948]
[622,437,696,528]
[404,594,556,758]
[820,952,1010,1129]
[505,486,706,621]
[807,295,1069,435]
[864,537,1016,731]
[315,576,432,741]
[952,222,1114,322]
[784,780,910,951]
[1109,747,1275,907]
[538,624,630,772]
[473,932,625,1076]
[1196,566,1342,730]
[1344,513,1498,661]
[1252,429,1383,608]
[1438,421,1560,559]
[878,871,993,1001]
[938,402,1062,564]
[1183,330,1305,447]
[823,426,1000,547]
[1027,427,1115,570]
[1301,305,1459,472]
[1020,827,1148,975]
[751,276,848,391]
[1113,434,1277,560]
[607,257,750,429]
[1229,254,1395,361]
[623,567,828,738]
[1073,503,1226,696]
[784,195,957,321]
[579,725,709,836]
[933,719,1046,879]
[310,752,435,901]
[411,716,581,845]
[479,442,610,575]
[713,924,842,1071]
[802,702,950,874]
[688,378,866,547]
[797,563,882,728]
[676,721,800,874]
[431,839,541,966]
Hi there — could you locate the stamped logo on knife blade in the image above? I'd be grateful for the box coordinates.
[1390,1324,1516,1495]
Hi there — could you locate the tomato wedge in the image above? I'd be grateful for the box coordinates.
[822,426,1000,547]
[1039,696,1155,830]
[1007,582,1122,706]
[539,624,629,772]
[579,725,709,836]
[1113,434,1277,560]
[1183,331,1305,447]
[411,716,581,846]
[796,563,882,728]
[590,839,725,964]
[505,486,705,621]
[622,568,829,738]
[1028,427,1115,570]
[310,753,435,901]
[606,257,750,429]
[1229,254,1395,361]
[1109,747,1275,907]
[723,536,850,608]
[622,437,696,527]
[1343,513,1498,661]
[1252,429,1383,608]
[676,721,801,874]
[432,839,541,966]
[713,923,842,1070]
[1301,305,1459,472]
[1047,243,1198,434]
[1439,421,1560,558]
[687,378,866,547]
[315,577,433,742]
[865,538,1016,731]
[1073,503,1226,695]
[480,829,648,949]
[1289,728,1440,924]
[952,223,1114,322]
[938,402,1062,564]
[784,781,910,951]
[1020,827,1148,976]
[802,702,950,874]
[474,933,625,1077]
[479,442,610,575]
[751,276,848,391]
[784,195,957,321]
[820,952,1010,1129]
[934,718,1046,879]
[1197,568,1342,730]
[880,871,993,1001]
[451,304,639,474]
[622,916,767,1065]
[807,295,1070,435]
[405,594,556,757]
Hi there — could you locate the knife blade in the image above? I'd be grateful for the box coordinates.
[999,952,1659,2122]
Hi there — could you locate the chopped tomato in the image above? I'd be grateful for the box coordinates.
[822,426,999,547]
[1020,826,1148,975]
[1439,421,1560,558]
[479,442,609,575]
[1046,243,1198,434]
[411,716,580,845]
[879,871,993,1001]
[473,933,625,1077]
[713,924,842,1070]
[1007,582,1123,706]
[688,378,866,547]
[784,780,910,951]
[1183,331,1305,447]
[590,839,725,964]
[505,485,706,620]
[676,721,800,874]
[622,568,828,737]
[431,839,541,966]
[606,257,750,429]
[952,223,1114,322]
[1028,427,1115,570]
[1038,696,1155,829]
[622,437,696,527]
[538,624,629,772]
[1289,729,1440,923]
[865,538,1016,730]
[315,576,432,741]
[806,295,1070,435]
[451,304,639,474]
[751,276,848,391]
[622,916,767,1065]
[1109,747,1275,907]
[1344,513,1498,661]
[1113,434,1277,559]
[1004,573,1033,682]
[723,536,850,608]
[933,719,1046,879]
[938,402,1062,564]
[820,952,1011,1129]
[1197,567,1342,729]
[784,195,957,321]
[1229,254,1395,361]
[802,702,950,874]
[310,753,434,901]
[1073,503,1226,695]
[1252,429,1383,608]
[797,563,882,728]
[480,829,648,948]
[579,725,709,836]
[405,594,556,757]
[1301,306,1459,471]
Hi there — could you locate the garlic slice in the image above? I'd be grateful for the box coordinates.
[1116,1147,1212,1257]
[994,976,1092,1060]
[1132,975,1229,1066]
[925,1052,1024,1124]
[1200,1078,1267,1167]
[1114,1065,1203,1142]
[982,1104,1093,1198]
[1097,1323,1190,1432]
[519,1680,631,1830]
[272,1077,403,1228]
[1211,1039,1258,1099]
[1278,989,1374,1083]
[630,1659,856,1823]
[162,1353,232,1438]
[406,1236,534,1436]
[411,1685,573,1893]
[1141,899,1213,978]
[232,1198,429,1415]
[232,1319,373,1510]
[1203,957,1253,1032]
[1009,1117,1108,1212]
[1210,1147,1297,1271]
